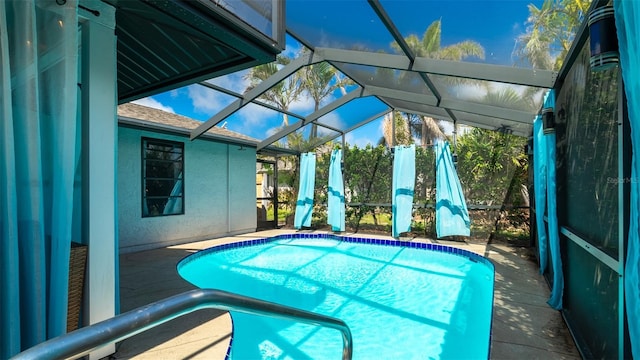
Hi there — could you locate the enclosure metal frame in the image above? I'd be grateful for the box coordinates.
[188,1,558,151]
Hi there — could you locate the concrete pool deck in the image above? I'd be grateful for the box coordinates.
[109,229,580,359]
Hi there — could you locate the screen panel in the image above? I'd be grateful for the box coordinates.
[555,41,620,258]
[562,236,619,359]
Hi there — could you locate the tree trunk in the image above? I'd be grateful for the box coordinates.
[489,165,524,242]
[354,151,383,233]
[421,121,428,147]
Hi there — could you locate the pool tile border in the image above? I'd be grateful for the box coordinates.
[177,233,494,272]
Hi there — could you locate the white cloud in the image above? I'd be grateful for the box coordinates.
[316,127,334,138]
[289,94,315,115]
[132,97,175,113]
[240,103,282,126]
[512,21,523,33]
[208,70,251,94]
[316,112,344,131]
[282,43,302,59]
[187,84,229,114]
[265,126,281,138]
[440,121,454,136]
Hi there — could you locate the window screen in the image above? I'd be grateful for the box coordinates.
[142,138,184,217]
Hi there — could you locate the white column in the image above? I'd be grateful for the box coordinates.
[79,2,117,359]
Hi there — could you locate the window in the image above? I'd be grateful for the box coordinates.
[142,138,184,217]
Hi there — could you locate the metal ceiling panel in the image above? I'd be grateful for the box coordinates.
[332,62,433,96]
[365,86,439,107]
[267,122,342,152]
[314,47,557,89]
[439,98,534,124]
[379,98,451,119]
[449,110,532,137]
[105,0,282,103]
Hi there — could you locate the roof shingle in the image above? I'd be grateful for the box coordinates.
[117,103,258,143]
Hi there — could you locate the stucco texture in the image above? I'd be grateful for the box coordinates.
[118,127,257,252]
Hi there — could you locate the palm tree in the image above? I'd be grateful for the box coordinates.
[482,87,540,113]
[299,54,353,138]
[244,55,303,126]
[381,111,412,147]
[406,112,447,146]
[394,20,485,60]
[390,20,485,146]
[510,0,589,115]
[380,111,447,148]
[514,0,591,71]
[244,55,307,216]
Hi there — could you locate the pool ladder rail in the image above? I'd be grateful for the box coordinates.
[10,289,353,360]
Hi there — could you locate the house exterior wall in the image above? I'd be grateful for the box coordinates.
[118,126,256,253]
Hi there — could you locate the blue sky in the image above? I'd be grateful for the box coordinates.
[133,0,543,149]
[395,0,539,65]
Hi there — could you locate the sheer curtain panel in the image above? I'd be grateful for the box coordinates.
[533,114,548,272]
[1,1,79,357]
[392,144,415,238]
[543,89,564,310]
[435,141,470,238]
[327,149,345,232]
[294,152,316,229]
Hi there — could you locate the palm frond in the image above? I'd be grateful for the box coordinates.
[422,20,442,55]
[439,41,485,61]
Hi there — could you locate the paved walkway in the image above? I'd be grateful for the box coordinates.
[110,230,580,359]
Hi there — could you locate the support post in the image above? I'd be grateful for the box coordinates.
[80,3,117,358]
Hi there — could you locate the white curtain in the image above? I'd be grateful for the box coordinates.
[1,1,79,357]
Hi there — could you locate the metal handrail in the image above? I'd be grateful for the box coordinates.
[11,289,353,360]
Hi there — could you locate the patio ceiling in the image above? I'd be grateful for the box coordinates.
[103,0,283,103]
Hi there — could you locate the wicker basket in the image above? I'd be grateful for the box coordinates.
[67,242,87,333]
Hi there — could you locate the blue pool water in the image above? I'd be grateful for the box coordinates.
[178,234,494,359]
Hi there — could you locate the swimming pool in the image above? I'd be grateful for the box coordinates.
[178,233,494,359]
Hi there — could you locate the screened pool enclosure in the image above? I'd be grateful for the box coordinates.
[1,0,639,359]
